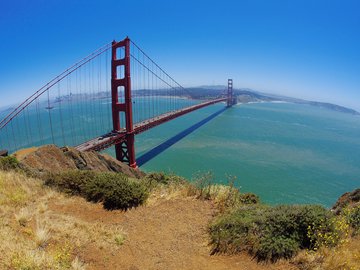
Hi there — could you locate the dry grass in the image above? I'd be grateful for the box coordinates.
[2,168,359,270]
[71,256,86,270]
[146,179,237,204]
[14,207,32,226]
[321,237,360,270]
[0,169,125,269]
[293,236,360,270]
[146,180,191,205]
[35,218,51,248]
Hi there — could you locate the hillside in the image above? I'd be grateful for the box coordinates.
[181,86,360,115]
[1,146,359,270]
[0,167,296,270]
[13,145,142,178]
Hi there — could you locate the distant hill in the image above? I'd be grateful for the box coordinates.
[184,86,360,115]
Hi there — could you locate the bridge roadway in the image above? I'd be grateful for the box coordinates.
[75,97,227,153]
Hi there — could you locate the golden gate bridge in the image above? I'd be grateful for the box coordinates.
[0,37,236,168]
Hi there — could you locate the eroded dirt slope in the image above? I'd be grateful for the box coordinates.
[51,196,298,270]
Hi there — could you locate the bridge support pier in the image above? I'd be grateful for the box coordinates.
[112,37,137,168]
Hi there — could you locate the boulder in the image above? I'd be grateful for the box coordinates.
[332,188,360,214]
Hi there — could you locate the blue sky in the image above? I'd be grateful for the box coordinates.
[0,0,359,110]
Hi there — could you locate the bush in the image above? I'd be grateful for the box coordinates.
[85,172,149,210]
[256,235,299,262]
[0,156,19,171]
[209,204,336,262]
[209,205,267,254]
[345,205,360,234]
[83,172,113,202]
[307,210,349,249]
[265,205,332,250]
[44,170,96,196]
[239,193,260,204]
[44,170,149,210]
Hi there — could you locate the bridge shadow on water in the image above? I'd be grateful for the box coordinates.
[137,107,227,167]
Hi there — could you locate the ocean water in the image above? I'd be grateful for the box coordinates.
[133,102,360,207]
[1,99,359,207]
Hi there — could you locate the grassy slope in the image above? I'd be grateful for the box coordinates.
[0,169,298,270]
[0,170,124,269]
[0,168,359,270]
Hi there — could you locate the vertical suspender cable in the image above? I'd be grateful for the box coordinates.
[26,107,33,145]
[77,68,86,142]
[36,99,44,145]
[23,110,30,146]
[98,54,105,133]
[58,82,66,146]
[11,121,18,150]
[152,61,154,119]
[106,49,111,130]
[67,76,76,146]
[148,56,150,119]
[47,89,55,144]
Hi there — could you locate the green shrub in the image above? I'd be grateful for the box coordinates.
[45,170,149,210]
[209,205,267,254]
[209,204,335,262]
[239,193,260,204]
[83,172,113,202]
[307,212,349,249]
[85,172,149,210]
[44,170,96,196]
[256,235,299,262]
[345,205,360,234]
[265,205,332,250]
[0,156,19,171]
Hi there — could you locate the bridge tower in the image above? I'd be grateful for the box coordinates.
[227,78,236,107]
[111,37,137,168]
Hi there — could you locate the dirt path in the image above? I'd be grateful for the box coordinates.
[51,197,298,270]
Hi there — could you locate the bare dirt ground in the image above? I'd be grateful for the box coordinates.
[50,196,298,270]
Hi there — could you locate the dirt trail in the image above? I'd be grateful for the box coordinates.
[51,197,298,270]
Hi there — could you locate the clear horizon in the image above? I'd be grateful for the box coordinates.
[0,84,359,114]
[0,0,359,110]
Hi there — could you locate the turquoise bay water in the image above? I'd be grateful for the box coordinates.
[1,99,359,207]
[133,102,360,207]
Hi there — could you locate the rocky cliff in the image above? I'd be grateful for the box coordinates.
[14,145,143,178]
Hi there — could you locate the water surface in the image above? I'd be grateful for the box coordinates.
[135,102,360,207]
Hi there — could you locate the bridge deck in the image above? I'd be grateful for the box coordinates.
[75,98,227,152]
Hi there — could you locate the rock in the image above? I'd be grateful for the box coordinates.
[332,188,360,214]
[14,144,144,178]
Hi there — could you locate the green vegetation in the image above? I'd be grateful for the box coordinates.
[238,192,260,205]
[0,156,20,171]
[86,172,148,210]
[209,204,346,262]
[44,170,148,210]
[44,170,96,196]
[347,205,360,232]
[2,155,359,268]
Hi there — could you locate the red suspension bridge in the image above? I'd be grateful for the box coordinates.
[0,37,236,168]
